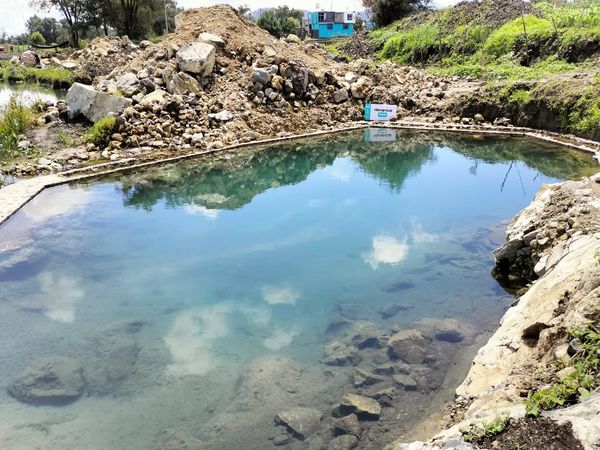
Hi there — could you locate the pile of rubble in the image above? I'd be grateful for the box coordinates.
[61,5,481,162]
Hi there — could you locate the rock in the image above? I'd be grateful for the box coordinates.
[353,368,386,387]
[209,110,233,121]
[252,68,271,85]
[344,72,359,83]
[388,329,426,364]
[415,318,468,343]
[392,374,418,390]
[101,334,139,383]
[61,61,78,70]
[7,357,85,405]
[176,42,216,76]
[273,434,289,446]
[274,407,322,440]
[169,72,203,95]
[331,413,361,437]
[328,435,358,450]
[286,62,310,95]
[20,50,39,67]
[286,34,302,44]
[197,32,226,49]
[378,304,411,319]
[348,322,386,349]
[17,140,31,150]
[339,394,381,419]
[321,340,359,366]
[543,392,600,450]
[333,88,349,103]
[350,77,369,99]
[474,113,485,123]
[139,89,168,108]
[116,72,139,96]
[66,83,132,122]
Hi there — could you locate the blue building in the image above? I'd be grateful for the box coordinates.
[308,11,355,39]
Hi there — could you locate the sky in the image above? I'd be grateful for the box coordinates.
[0,0,461,36]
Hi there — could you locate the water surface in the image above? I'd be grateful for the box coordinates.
[0,82,65,108]
[0,130,596,449]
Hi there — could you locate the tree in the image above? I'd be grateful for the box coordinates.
[29,31,47,45]
[31,0,87,46]
[257,6,303,38]
[365,0,431,27]
[26,16,60,43]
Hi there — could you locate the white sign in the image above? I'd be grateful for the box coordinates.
[363,103,398,121]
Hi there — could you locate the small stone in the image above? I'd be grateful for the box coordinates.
[333,89,349,103]
[274,407,322,440]
[387,329,426,364]
[339,394,381,420]
[328,435,358,450]
[273,434,289,446]
[392,374,418,390]
[331,413,361,437]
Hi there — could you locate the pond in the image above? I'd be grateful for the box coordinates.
[0,130,597,450]
[0,82,65,108]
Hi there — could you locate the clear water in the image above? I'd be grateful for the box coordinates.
[0,130,597,449]
[0,82,65,108]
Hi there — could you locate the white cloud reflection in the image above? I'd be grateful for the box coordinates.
[410,220,439,244]
[183,204,219,220]
[164,304,231,376]
[330,168,351,183]
[362,234,409,270]
[261,285,301,305]
[23,189,90,223]
[262,327,299,350]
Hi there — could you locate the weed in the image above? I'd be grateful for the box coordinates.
[463,416,508,443]
[57,130,75,146]
[84,116,116,148]
[525,313,600,416]
[0,95,33,158]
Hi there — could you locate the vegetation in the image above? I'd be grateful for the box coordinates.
[363,0,431,27]
[525,313,600,416]
[84,116,117,147]
[463,416,509,443]
[29,31,47,46]
[0,63,75,89]
[257,7,302,39]
[0,96,34,158]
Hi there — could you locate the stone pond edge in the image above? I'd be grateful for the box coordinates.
[2,120,599,227]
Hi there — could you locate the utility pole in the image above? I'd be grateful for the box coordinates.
[164,0,169,34]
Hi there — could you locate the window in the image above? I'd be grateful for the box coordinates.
[343,23,349,29]
[318,12,325,22]
[327,23,333,30]
[347,14,353,21]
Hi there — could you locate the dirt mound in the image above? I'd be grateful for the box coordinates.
[441,0,538,30]
[72,36,141,79]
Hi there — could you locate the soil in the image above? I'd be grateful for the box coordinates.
[477,417,584,450]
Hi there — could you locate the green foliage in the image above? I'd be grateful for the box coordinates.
[29,31,47,46]
[84,116,116,148]
[369,0,431,27]
[535,1,600,29]
[482,15,554,59]
[257,6,303,38]
[0,63,74,89]
[463,416,508,443]
[381,23,440,64]
[57,131,75,146]
[0,96,33,158]
[526,314,600,416]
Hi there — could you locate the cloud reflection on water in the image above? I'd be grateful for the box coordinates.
[183,204,220,220]
[362,234,409,270]
[261,285,301,305]
[23,188,90,223]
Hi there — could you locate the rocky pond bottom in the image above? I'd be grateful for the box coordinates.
[0,130,597,450]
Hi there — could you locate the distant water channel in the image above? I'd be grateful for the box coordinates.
[0,130,597,449]
[0,82,65,108]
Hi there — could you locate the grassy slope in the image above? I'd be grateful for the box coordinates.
[371,0,600,139]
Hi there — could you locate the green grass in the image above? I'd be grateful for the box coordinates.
[381,23,441,64]
[84,116,116,148]
[482,15,555,59]
[57,130,76,146]
[0,95,34,158]
[463,416,508,443]
[526,313,600,417]
[0,63,75,89]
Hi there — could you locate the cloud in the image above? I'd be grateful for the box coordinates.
[23,188,90,223]
[183,204,219,220]
[164,304,231,376]
[330,168,351,183]
[410,220,439,244]
[362,234,408,269]
[262,327,299,350]
[261,285,301,305]
[15,272,84,323]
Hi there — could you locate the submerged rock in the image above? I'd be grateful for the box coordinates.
[388,329,427,364]
[328,434,358,450]
[415,318,470,343]
[331,413,361,437]
[321,340,359,366]
[274,407,322,440]
[378,303,412,319]
[8,357,85,405]
[339,394,381,420]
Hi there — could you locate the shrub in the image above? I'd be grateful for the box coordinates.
[84,116,117,148]
[0,96,33,157]
[29,31,46,46]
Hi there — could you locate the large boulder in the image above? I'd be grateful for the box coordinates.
[66,83,132,123]
[8,357,85,405]
[274,407,322,440]
[176,42,215,76]
[19,50,39,67]
[197,32,226,49]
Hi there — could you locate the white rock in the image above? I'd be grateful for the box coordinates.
[66,83,132,123]
[176,42,216,76]
[197,32,226,49]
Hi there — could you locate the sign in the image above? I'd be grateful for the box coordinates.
[364,128,397,142]
[363,103,397,121]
